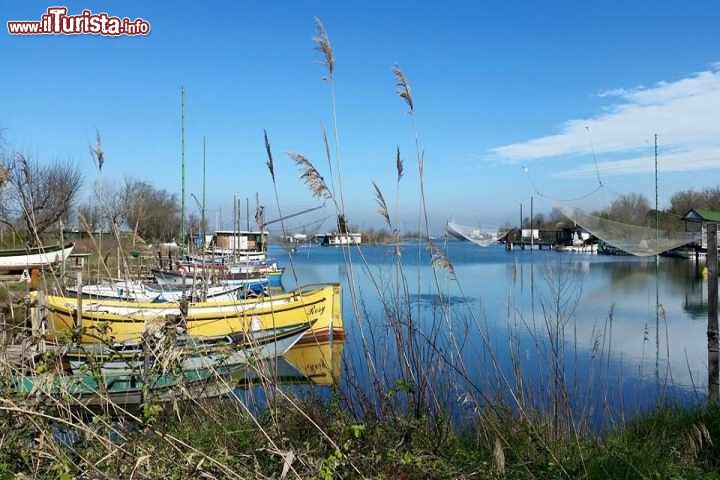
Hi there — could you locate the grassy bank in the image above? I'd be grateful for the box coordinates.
[2,397,720,479]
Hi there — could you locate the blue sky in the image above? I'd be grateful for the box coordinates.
[2,1,720,233]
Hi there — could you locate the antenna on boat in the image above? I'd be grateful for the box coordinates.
[180,86,186,247]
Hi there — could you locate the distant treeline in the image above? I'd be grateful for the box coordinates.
[0,142,199,245]
[517,189,719,232]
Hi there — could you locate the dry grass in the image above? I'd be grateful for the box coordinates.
[263,129,275,182]
[89,128,104,171]
[287,152,332,200]
[313,17,334,80]
[392,65,414,114]
[427,239,455,276]
[372,182,391,229]
[395,146,404,183]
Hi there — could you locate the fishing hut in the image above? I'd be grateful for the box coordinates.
[680,209,720,259]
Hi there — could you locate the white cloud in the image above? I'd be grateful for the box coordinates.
[490,65,720,175]
[556,147,720,178]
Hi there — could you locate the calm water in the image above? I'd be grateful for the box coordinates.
[273,241,710,422]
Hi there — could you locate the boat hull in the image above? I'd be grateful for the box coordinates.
[152,268,270,288]
[34,284,342,344]
[65,322,310,376]
[66,282,245,302]
[0,243,74,271]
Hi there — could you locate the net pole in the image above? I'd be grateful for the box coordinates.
[708,223,719,402]
[655,134,660,386]
[530,196,534,250]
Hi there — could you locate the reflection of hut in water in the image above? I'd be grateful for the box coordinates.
[683,275,709,319]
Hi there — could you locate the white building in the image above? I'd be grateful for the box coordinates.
[314,232,362,246]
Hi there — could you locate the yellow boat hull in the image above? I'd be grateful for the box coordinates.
[33,284,342,344]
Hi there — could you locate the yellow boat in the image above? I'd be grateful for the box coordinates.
[32,284,342,344]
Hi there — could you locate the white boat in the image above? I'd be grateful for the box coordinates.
[63,322,311,377]
[0,243,74,271]
[66,281,245,302]
[203,249,267,262]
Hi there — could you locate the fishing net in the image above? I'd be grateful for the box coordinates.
[559,206,700,256]
[446,222,508,247]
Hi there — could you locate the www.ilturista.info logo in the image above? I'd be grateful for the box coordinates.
[7,7,150,36]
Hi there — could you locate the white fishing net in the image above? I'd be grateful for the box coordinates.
[446,222,508,247]
[559,206,701,256]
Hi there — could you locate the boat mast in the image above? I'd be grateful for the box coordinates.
[180,86,186,246]
[202,135,207,243]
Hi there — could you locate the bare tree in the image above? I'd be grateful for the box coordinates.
[77,201,102,232]
[120,178,180,241]
[602,193,650,225]
[0,151,82,244]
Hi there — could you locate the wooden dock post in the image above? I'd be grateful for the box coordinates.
[708,222,719,403]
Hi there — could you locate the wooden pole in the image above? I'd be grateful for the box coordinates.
[180,86,186,245]
[75,269,83,330]
[519,202,523,244]
[708,222,719,402]
[202,136,207,244]
[60,220,65,288]
[530,196,534,250]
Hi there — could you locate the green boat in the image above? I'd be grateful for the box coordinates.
[12,362,248,406]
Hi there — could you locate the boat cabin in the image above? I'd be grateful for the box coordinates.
[211,230,268,253]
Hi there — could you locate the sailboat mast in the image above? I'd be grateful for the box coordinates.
[202,136,207,241]
[180,86,186,245]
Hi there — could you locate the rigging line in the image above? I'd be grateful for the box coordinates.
[522,166,604,202]
[585,125,604,189]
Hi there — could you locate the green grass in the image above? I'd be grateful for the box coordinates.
[3,398,720,479]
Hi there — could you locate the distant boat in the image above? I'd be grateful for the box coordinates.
[0,242,74,272]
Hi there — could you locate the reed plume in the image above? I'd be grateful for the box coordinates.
[288,152,332,199]
[313,17,334,80]
[428,239,455,276]
[392,65,414,114]
[395,146,404,183]
[372,181,392,229]
[90,128,104,171]
[263,129,275,182]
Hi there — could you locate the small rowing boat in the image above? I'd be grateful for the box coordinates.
[62,321,312,376]
[0,242,74,272]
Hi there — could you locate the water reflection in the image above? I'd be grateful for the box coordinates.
[274,241,714,419]
[238,340,345,387]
